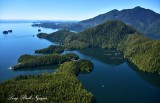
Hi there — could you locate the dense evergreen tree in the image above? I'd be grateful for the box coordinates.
[13,53,79,70]
[37,20,160,73]
[77,20,138,48]
[118,34,160,73]
[0,60,94,103]
[37,30,76,43]
[35,45,64,54]
[1,19,159,103]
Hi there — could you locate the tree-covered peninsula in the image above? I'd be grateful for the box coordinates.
[37,20,160,73]
[13,53,79,70]
[0,60,93,103]
[35,45,64,54]
[37,30,89,50]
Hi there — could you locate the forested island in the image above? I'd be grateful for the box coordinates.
[13,53,79,70]
[37,20,160,73]
[0,59,93,103]
[0,40,94,102]
[0,19,159,103]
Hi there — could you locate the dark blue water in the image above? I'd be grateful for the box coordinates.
[0,22,58,82]
[0,22,160,103]
[63,49,160,103]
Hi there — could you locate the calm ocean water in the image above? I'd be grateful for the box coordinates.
[0,21,160,103]
[0,22,57,82]
[63,48,160,103]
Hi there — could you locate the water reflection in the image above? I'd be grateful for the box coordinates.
[79,48,125,66]
[79,48,160,88]
[127,60,160,88]
[76,48,160,103]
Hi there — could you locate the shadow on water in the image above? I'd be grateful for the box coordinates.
[79,48,125,66]
[126,60,160,88]
[78,48,160,88]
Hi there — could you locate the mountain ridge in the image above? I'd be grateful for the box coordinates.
[37,20,160,73]
[79,6,160,36]
[32,6,160,36]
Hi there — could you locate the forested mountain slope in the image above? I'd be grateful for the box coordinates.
[37,20,160,73]
[80,6,160,36]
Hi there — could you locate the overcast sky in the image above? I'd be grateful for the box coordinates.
[0,0,160,20]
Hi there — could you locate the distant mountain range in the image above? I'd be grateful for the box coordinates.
[32,6,160,36]
[79,6,160,36]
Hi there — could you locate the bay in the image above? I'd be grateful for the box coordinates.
[0,22,160,103]
[0,22,57,82]
[63,48,160,103]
